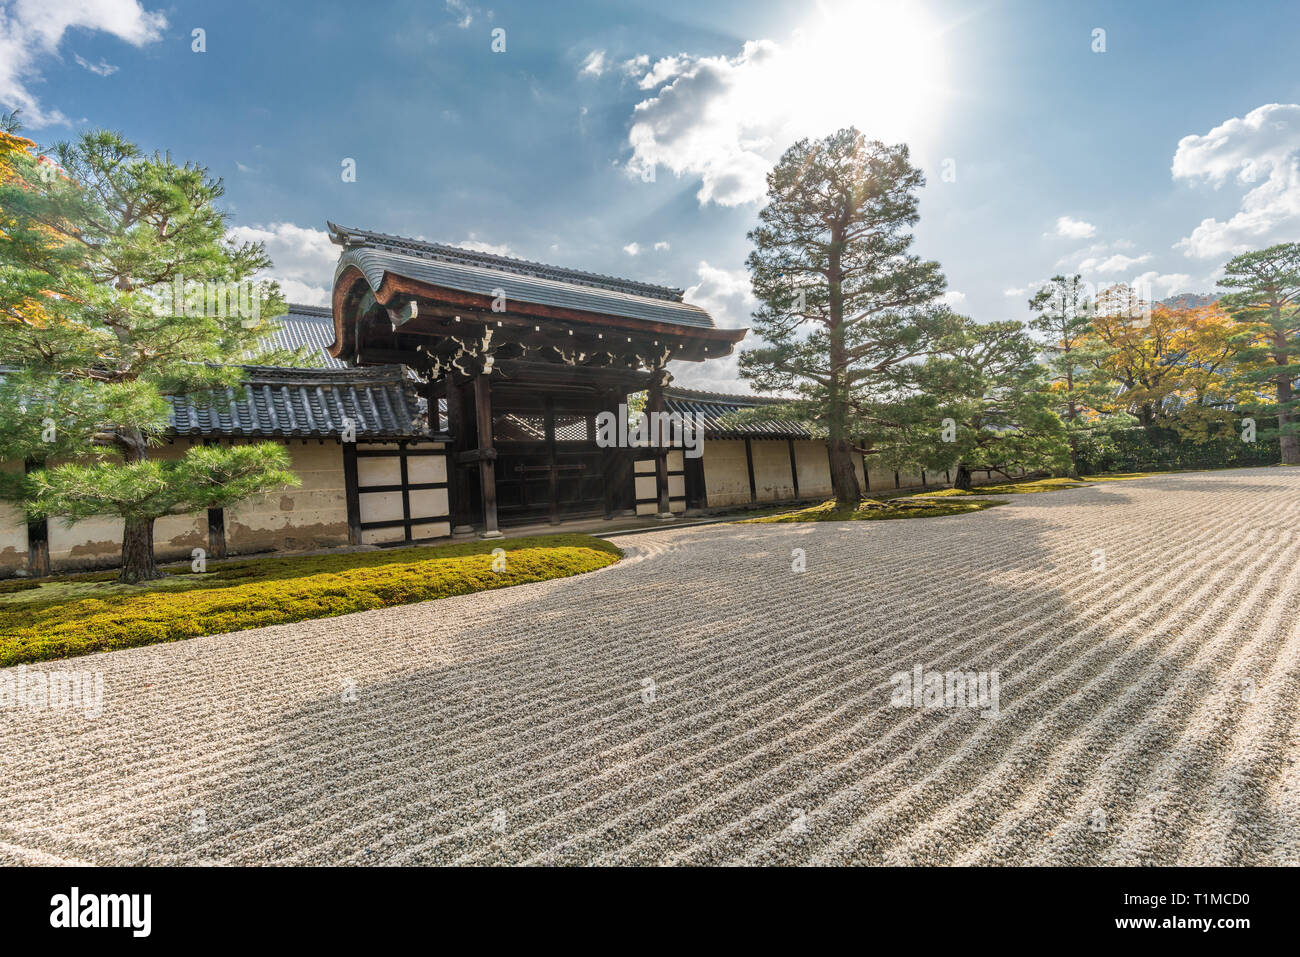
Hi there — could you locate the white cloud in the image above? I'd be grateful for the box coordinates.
[227,222,338,306]
[445,0,474,28]
[1130,271,1195,299]
[623,242,641,256]
[579,49,606,77]
[682,261,755,331]
[73,54,118,76]
[941,290,967,307]
[653,241,671,252]
[1050,216,1097,239]
[1172,103,1300,258]
[673,261,759,392]
[636,54,691,90]
[621,5,947,207]
[619,54,649,77]
[1003,287,1027,298]
[1078,252,1152,274]
[0,0,165,126]
[455,235,514,257]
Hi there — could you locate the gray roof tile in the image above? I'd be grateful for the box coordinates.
[664,387,813,440]
[168,365,429,439]
[328,221,686,301]
[261,304,348,368]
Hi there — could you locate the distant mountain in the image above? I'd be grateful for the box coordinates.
[1159,292,1221,310]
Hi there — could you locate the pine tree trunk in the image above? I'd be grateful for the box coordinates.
[119,516,161,584]
[954,463,973,491]
[116,429,165,584]
[1279,418,1299,465]
[1278,373,1300,465]
[1065,435,1081,479]
[829,438,861,507]
[27,519,50,578]
[23,459,50,577]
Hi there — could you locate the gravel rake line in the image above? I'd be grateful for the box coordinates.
[913,525,1300,865]
[569,507,1244,866]
[721,495,1280,865]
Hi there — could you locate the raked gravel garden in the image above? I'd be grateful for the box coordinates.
[1,467,1299,865]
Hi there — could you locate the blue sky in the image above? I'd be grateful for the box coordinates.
[5,0,1300,391]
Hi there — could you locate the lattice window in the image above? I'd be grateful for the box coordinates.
[554,414,591,442]
[494,412,546,442]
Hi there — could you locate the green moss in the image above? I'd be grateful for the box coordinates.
[741,497,1003,523]
[0,535,621,666]
[1079,472,1160,481]
[916,477,1090,496]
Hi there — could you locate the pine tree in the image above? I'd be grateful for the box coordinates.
[0,127,300,582]
[1027,274,1096,477]
[882,319,1069,489]
[740,128,953,506]
[1217,243,1300,465]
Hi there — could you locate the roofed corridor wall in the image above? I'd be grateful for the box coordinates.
[0,440,351,575]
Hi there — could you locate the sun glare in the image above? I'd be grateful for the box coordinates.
[791,1,947,149]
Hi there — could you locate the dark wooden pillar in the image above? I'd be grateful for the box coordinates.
[544,395,560,525]
[474,374,501,538]
[342,440,361,545]
[444,379,474,535]
[24,458,49,578]
[684,452,707,510]
[602,388,625,519]
[207,507,227,559]
[203,441,227,558]
[646,367,672,518]
[787,438,800,500]
[745,438,757,503]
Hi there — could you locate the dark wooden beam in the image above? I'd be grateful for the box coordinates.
[330,267,747,366]
[454,448,498,464]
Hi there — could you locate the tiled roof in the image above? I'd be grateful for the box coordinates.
[261,304,347,369]
[328,222,685,301]
[168,365,429,439]
[663,386,814,440]
[329,222,716,329]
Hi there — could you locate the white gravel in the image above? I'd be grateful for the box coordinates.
[2,466,1299,866]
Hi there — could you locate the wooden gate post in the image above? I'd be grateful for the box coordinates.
[474,374,502,538]
[646,366,673,519]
